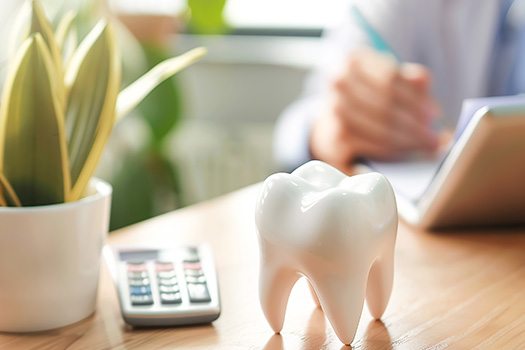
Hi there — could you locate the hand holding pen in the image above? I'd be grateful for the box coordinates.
[310,6,441,167]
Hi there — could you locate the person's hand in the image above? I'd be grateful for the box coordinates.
[310,48,441,169]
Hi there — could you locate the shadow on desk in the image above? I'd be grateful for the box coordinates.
[352,320,392,350]
[262,309,392,350]
[409,223,525,253]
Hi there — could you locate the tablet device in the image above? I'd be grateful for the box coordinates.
[358,96,525,230]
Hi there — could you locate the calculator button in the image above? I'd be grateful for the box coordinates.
[155,262,174,272]
[127,263,147,272]
[158,277,178,286]
[160,292,182,304]
[128,278,150,287]
[127,271,148,279]
[183,262,202,270]
[184,247,198,254]
[184,269,204,277]
[185,275,207,284]
[157,271,177,279]
[182,251,200,263]
[183,257,200,263]
[156,260,173,265]
[187,283,211,302]
[127,260,145,265]
[159,284,180,293]
[130,294,153,306]
[182,247,199,261]
[129,286,152,295]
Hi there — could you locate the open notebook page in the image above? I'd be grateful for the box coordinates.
[367,157,442,202]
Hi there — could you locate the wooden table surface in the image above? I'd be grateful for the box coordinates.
[1,184,525,350]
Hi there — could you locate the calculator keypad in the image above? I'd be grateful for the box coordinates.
[126,262,153,306]
[110,245,221,327]
[124,249,213,307]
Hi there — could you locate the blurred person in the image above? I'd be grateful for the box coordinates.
[274,0,525,172]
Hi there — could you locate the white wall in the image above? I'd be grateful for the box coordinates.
[166,34,321,204]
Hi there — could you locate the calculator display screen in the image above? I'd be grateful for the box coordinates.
[119,250,159,261]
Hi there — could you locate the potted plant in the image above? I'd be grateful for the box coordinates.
[0,0,205,332]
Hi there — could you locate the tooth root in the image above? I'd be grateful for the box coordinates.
[366,242,395,319]
[313,272,368,346]
[307,280,321,308]
[259,263,300,333]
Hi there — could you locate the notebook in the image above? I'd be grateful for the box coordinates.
[359,95,525,230]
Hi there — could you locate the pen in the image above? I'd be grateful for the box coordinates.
[351,5,442,131]
[350,5,399,61]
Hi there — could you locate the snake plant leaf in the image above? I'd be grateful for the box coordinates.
[29,0,65,110]
[116,47,207,121]
[0,34,70,206]
[0,172,22,207]
[65,20,121,201]
[29,0,62,72]
[55,10,76,50]
[55,10,77,66]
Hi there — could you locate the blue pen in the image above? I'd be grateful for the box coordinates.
[350,5,399,61]
[351,5,442,131]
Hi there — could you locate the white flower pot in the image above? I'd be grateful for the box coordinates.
[0,178,112,332]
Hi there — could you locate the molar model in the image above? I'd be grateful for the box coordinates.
[255,160,398,345]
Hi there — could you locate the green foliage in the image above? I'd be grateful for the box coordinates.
[109,149,156,229]
[65,21,120,200]
[0,34,70,206]
[0,0,206,207]
[108,43,184,230]
[187,0,229,34]
[138,44,182,145]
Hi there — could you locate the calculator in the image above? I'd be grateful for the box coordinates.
[104,245,221,326]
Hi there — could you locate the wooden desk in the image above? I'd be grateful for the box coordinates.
[1,185,525,349]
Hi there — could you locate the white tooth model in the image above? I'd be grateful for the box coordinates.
[255,160,398,345]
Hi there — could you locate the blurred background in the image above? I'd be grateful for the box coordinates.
[0,0,347,229]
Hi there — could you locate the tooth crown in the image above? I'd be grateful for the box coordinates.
[255,160,398,345]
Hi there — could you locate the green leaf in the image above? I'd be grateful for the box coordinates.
[55,10,76,50]
[55,10,78,65]
[65,20,121,201]
[116,47,206,121]
[29,0,65,108]
[0,172,22,207]
[137,43,183,144]
[7,1,66,110]
[108,150,156,230]
[0,34,70,206]
[187,0,228,34]
[29,0,62,69]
